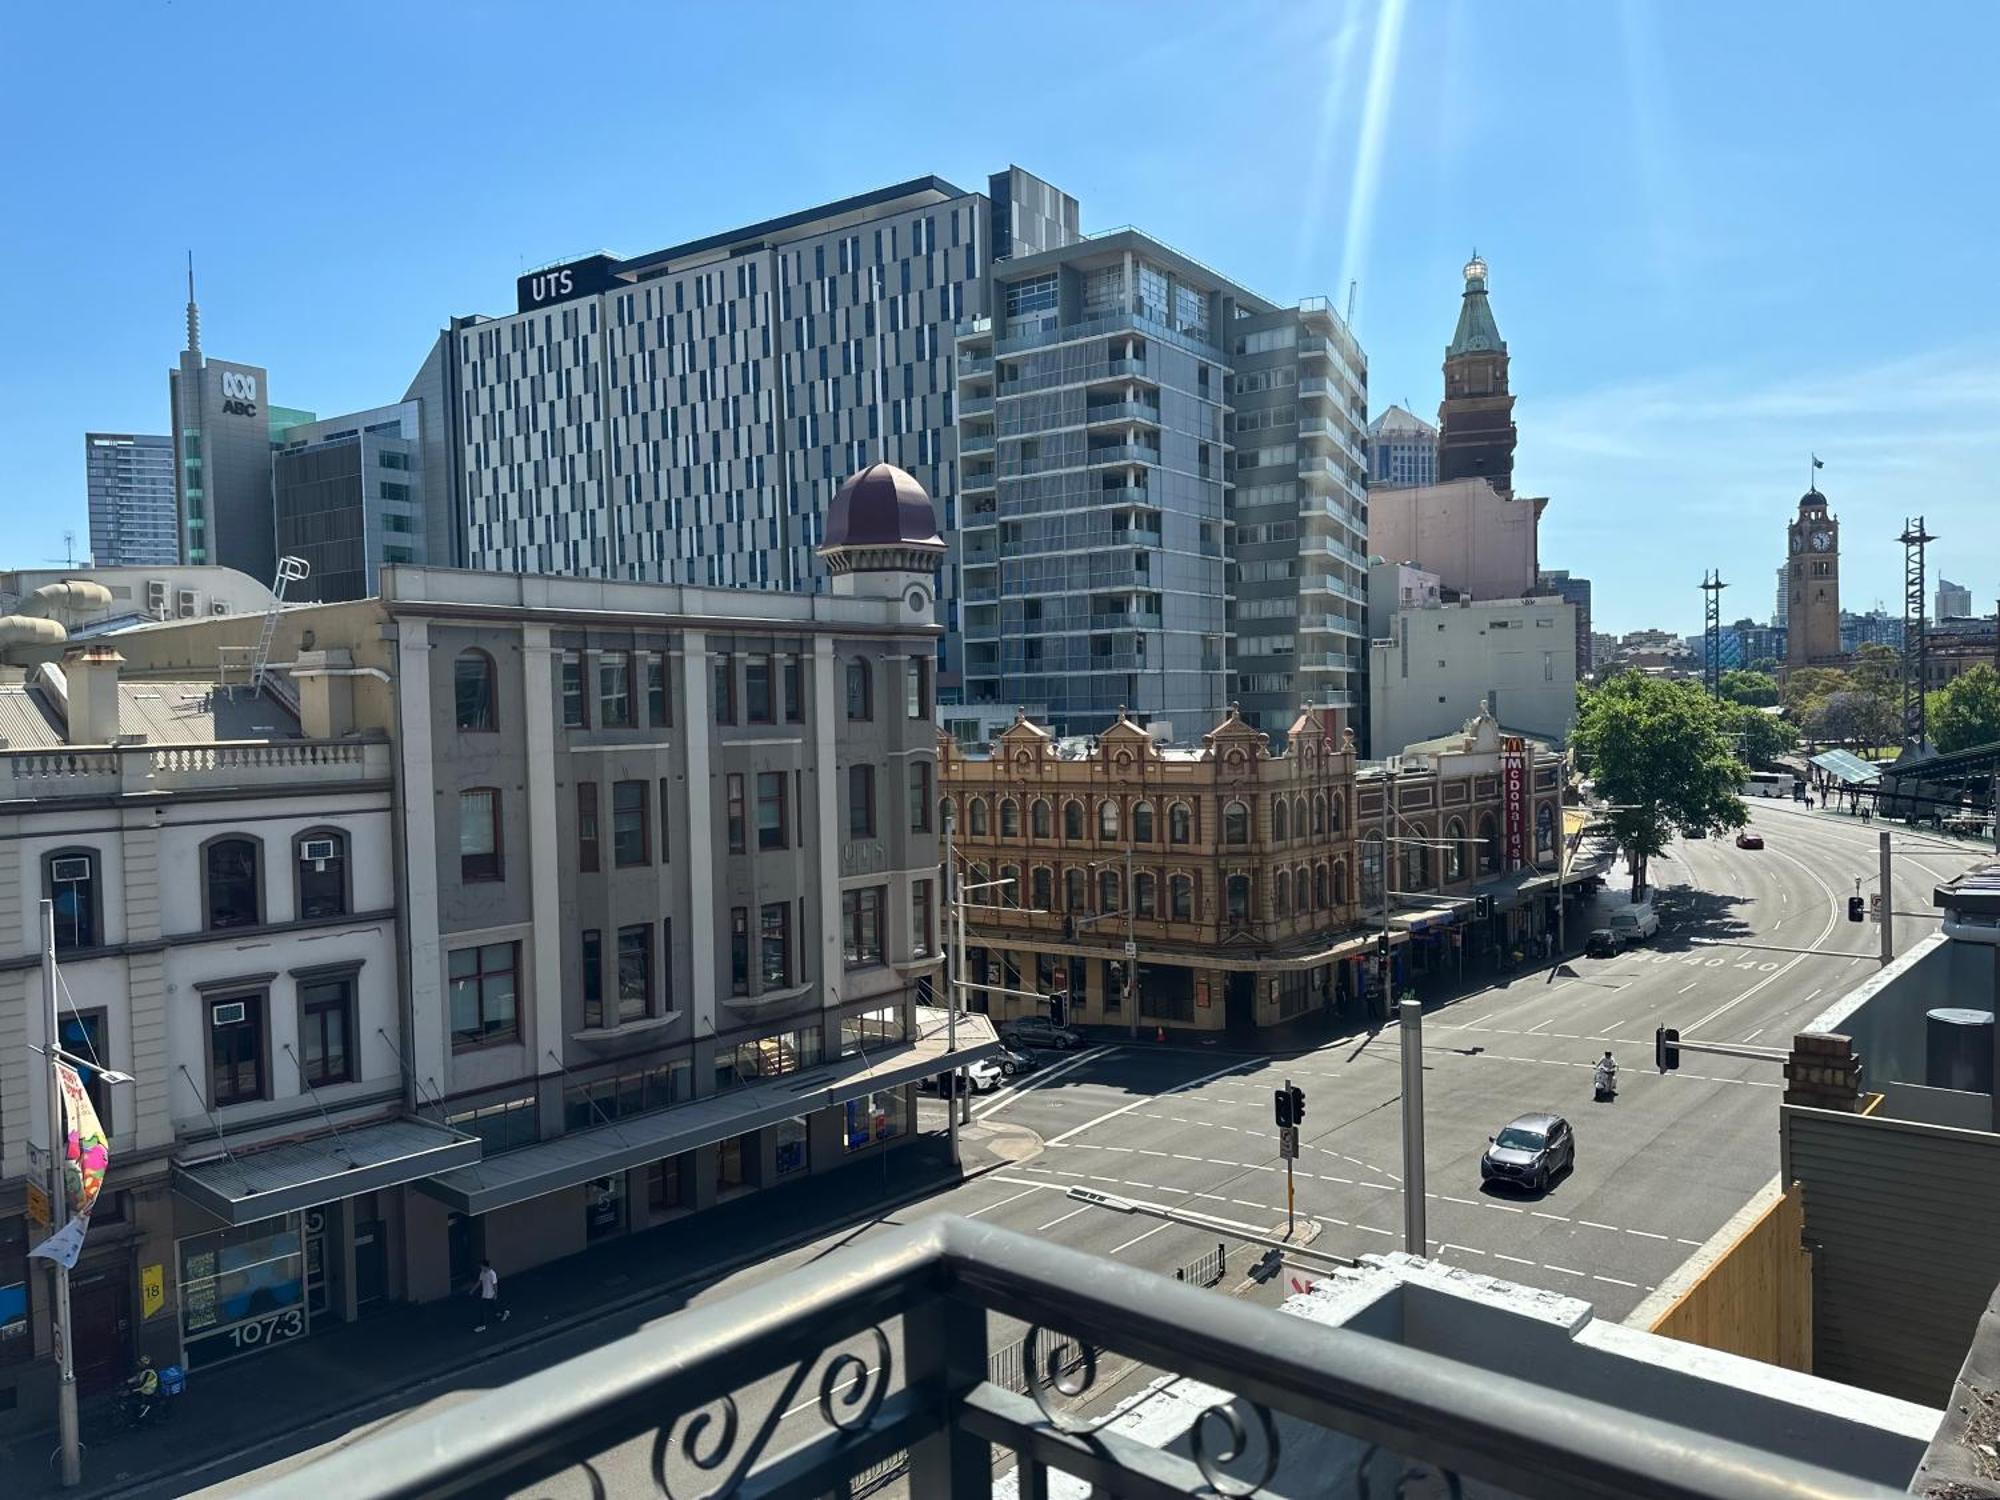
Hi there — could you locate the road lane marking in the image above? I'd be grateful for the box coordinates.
[1625,1229,1668,1240]
[1545,1264,1584,1277]
[1110,1222,1172,1256]
[1684,842,1841,1034]
[1036,1205,1092,1233]
[1678,981,1699,994]
[1492,1252,1534,1265]
[1046,1056,1262,1146]
[1532,1211,1570,1222]
[973,1044,1118,1119]
[966,1186,1044,1219]
[1593,1274,1640,1289]
[1579,1220,1620,1232]
[1441,1195,1478,1206]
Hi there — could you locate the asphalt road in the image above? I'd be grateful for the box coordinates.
[190,800,1989,1498]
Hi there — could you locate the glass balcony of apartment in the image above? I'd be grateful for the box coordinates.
[1086,607,1164,632]
[957,353,995,381]
[961,431,996,456]
[963,581,1000,604]
[1083,400,1162,428]
[994,307,1224,363]
[961,469,996,495]
[1000,358,1153,397]
[959,394,995,418]
[955,316,994,343]
[961,536,999,565]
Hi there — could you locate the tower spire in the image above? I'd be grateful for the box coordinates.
[185,251,201,355]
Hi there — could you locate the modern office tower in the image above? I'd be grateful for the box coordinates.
[1937,577,1972,621]
[1367,405,1438,488]
[275,402,427,602]
[1774,564,1788,628]
[955,232,1366,737]
[84,433,177,565]
[1537,568,1594,675]
[450,168,1077,698]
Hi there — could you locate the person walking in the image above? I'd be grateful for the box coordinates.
[472,1258,510,1332]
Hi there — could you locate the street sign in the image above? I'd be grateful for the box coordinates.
[1278,1126,1299,1159]
[1123,940,1137,957]
[25,1181,50,1229]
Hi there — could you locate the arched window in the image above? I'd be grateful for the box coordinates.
[1275,871,1291,917]
[1135,872,1157,917]
[1099,800,1120,840]
[1065,867,1087,912]
[969,797,989,836]
[1331,795,1345,833]
[1063,800,1085,840]
[1477,813,1499,875]
[1098,870,1121,912]
[1226,874,1252,925]
[1296,866,1312,913]
[1334,860,1350,905]
[1445,819,1466,882]
[204,836,263,930]
[45,848,100,953]
[1294,795,1308,839]
[294,828,350,919]
[1536,803,1557,859]
[1032,867,1053,910]
[1401,836,1431,892]
[1000,864,1021,908]
[1133,801,1155,843]
[1171,874,1194,920]
[845,659,873,720]
[1223,801,1250,845]
[969,863,989,897]
[454,649,497,731]
[1361,834,1384,909]
[1273,798,1290,842]
[1169,802,1192,845]
[1000,798,1020,837]
[1031,799,1052,838]
[1312,794,1326,836]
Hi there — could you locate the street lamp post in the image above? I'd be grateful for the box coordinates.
[40,901,79,1490]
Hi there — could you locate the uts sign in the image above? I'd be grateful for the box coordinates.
[515,253,620,313]
[219,370,259,418]
[1501,736,1527,871]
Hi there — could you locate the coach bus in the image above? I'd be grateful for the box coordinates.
[1742,770,1795,798]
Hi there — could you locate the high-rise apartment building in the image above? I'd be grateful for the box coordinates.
[84,433,177,565]
[1938,577,1973,621]
[1774,564,1788,628]
[1366,405,1438,488]
[954,233,1367,736]
[275,402,429,602]
[451,168,1077,697]
[1537,568,1594,676]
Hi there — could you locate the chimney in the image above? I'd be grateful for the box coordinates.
[292,649,356,739]
[1784,1031,1865,1112]
[63,645,123,746]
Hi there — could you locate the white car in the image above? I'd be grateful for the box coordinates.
[1609,905,1660,943]
[921,1058,1003,1094]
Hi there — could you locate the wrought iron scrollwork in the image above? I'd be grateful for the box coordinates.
[1190,1395,1280,1498]
[819,1324,893,1433]
[1023,1325,1119,1436]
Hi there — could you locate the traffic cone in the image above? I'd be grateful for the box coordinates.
[1155,1025,1166,1044]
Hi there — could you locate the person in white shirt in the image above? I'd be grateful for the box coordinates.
[472,1258,510,1331]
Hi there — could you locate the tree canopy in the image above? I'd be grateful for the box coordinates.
[1719,669,1780,708]
[1929,664,2000,754]
[1721,700,1798,766]
[1573,672,1748,897]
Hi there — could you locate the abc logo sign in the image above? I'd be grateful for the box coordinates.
[219,370,259,417]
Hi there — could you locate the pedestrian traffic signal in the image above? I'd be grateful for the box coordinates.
[1847,896,1864,923]
[1656,1026,1681,1074]
[1273,1088,1293,1128]
[1287,1083,1306,1126]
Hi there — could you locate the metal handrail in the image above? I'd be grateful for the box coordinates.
[241,1216,1910,1500]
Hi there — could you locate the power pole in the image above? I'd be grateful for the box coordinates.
[1701,570,1728,699]
[1399,996,1427,1256]
[41,902,80,1487]
[1879,827,1894,967]
[942,806,960,1167]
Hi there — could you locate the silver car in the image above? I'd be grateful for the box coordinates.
[1480,1112,1575,1194]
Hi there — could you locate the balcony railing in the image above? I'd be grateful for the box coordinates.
[0,738,392,802]
[254,1216,1907,1500]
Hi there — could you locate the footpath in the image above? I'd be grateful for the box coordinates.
[11,1124,1026,1498]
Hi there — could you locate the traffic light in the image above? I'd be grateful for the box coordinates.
[1655,1026,1681,1074]
[1287,1083,1306,1126]
[1273,1088,1293,1128]
[1847,896,1865,923]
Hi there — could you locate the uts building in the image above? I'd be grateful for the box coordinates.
[449,168,1078,697]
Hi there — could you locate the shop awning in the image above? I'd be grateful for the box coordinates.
[416,1014,1001,1217]
[174,1116,482,1226]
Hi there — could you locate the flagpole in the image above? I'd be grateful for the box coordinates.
[40,900,80,1488]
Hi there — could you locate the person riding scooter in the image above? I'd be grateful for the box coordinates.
[126,1355,161,1425]
[1593,1051,1619,1101]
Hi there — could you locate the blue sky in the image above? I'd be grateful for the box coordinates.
[5,0,1997,637]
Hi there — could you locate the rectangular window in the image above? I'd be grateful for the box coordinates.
[577,782,599,871]
[713,656,735,724]
[756,771,787,851]
[783,659,804,723]
[561,651,587,727]
[613,780,649,866]
[48,853,98,952]
[582,929,604,1028]
[908,761,932,833]
[299,976,354,1087]
[842,887,885,968]
[726,773,747,853]
[761,902,791,988]
[296,835,347,919]
[658,777,672,863]
[848,765,876,838]
[459,789,501,882]
[731,907,750,995]
[846,660,872,720]
[774,1117,810,1177]
[57,1012,111,1131]
[646,654,670,726]
[913,880,934,959]
[449,942,519,1049]
[208,993,267,1106]
[649,1155,687,1211]
[745,655,773,723]
[905,656,928,719]
[599,652,633,727]
[616,924,652,1022]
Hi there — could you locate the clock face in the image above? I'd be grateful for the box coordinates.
[1811,530,1832,553]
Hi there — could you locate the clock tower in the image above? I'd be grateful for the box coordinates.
[1785,488,1841,671]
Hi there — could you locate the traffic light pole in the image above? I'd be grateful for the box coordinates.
[1399,998,1427,1257]
[1879,828,1894,967]
[1284,1075,1295,1238]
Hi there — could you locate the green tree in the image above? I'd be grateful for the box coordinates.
[1782,666,1850,726]
[1573,673,1748,897]
[1718,669,1780,708]
[1849,643,1904,748]
[1929,664,2000,754]
[1722,700,1798,766]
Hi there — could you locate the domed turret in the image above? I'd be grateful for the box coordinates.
[819,462,946,607]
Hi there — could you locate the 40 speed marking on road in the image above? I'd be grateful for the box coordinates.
[1626,951,1779,971]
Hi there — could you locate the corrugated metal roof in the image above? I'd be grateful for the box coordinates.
[0,684,60,748]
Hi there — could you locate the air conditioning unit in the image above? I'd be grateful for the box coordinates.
[50,857,92,883]
[146,579,169,618]
[176,588,198,618]
[210,1001,247,1027]
[210,600,231,616]
[300,838,337,866]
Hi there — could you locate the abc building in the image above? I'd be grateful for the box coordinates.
[170,347,316,584]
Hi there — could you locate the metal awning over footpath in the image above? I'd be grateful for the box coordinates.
[418,1013,1001,1217]
[1811,748,1883,786]
[174,1116,482,1226]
